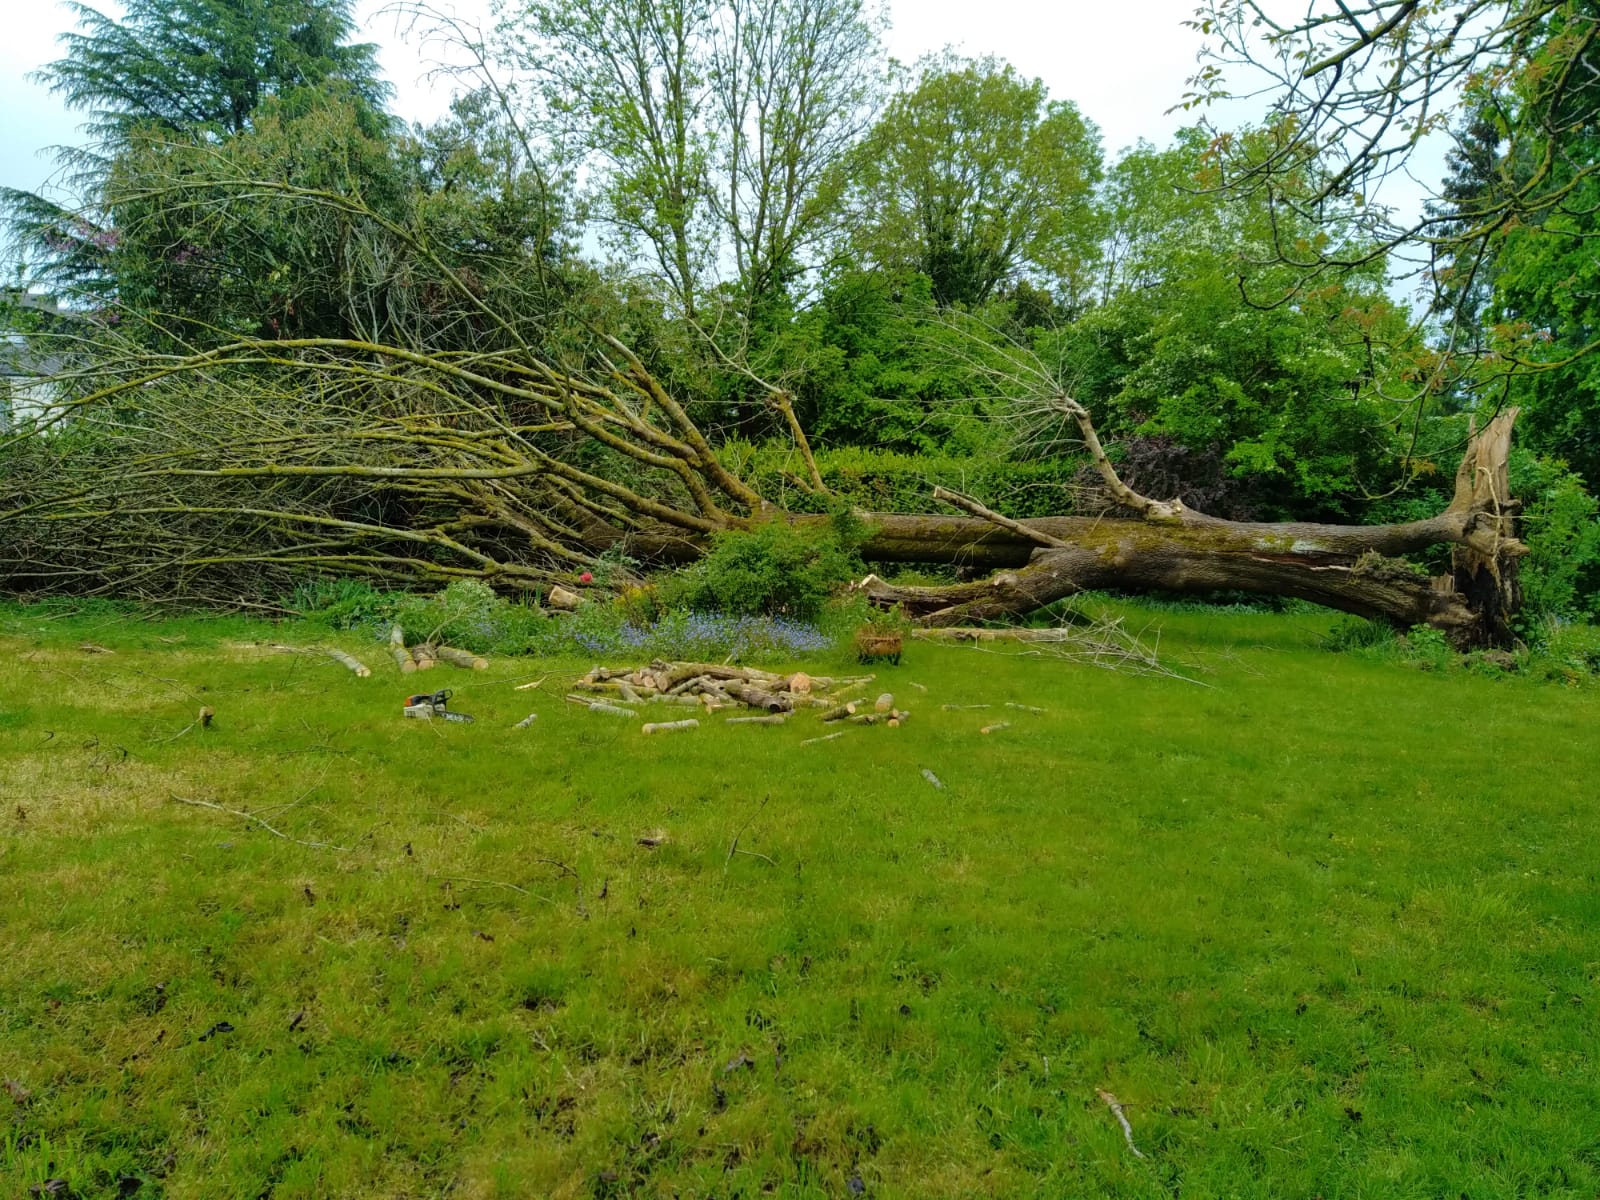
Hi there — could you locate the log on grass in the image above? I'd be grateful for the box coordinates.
[642,719,699,734]
[435,645,489,670]
[564,694,637,717]
[412,644,437,670]
[513,712,539,730]
[722,682,793,713]
[726,714,788,726]
[389,625,416,674]
[326,649,371,677]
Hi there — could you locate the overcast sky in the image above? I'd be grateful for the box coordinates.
[0,0,1223,202]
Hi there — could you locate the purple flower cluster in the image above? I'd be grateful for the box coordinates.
[563,611,830,662]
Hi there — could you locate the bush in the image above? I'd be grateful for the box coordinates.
[662,516,862,619]
[1510,450,1600,626]
[1523,619,1600,685]
[291,577,390,630]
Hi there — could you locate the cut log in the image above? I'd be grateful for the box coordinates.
[435,645,489,670]
[512,712,539,730]
[726,714,788,726]
[565,694,636,717]
[326,649,370,677]
[818,701,859,723]
[412,644,437,670]
[642,719,699,734]
[980,721,1011,735]
[722,682,792,713]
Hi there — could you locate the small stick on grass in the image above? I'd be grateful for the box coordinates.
[801,731,845,746]
[170,794,351,852]
[979,721,1011,735]
[725,795,774,871]
[512,712,539,730]
[1096,1089,1146,1159]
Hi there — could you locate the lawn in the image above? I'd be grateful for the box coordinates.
[2,601,1598,1198]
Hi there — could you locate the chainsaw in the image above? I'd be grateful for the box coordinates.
[402,688,475,723]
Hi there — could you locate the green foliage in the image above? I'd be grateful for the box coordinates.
[1323,615,1398,652]
[3,0,392,303]
[389,579,538,653]
[290,576,389,630]
[41,0,387,144]
[1525,619,1600,685]
[837,52,1102,308]
[516,0,886,318]
[1029,133,1419,519]
[1510,449,1600,625]
[103,92,413,343]
[661,517,862,618]
[731,441,1083,517]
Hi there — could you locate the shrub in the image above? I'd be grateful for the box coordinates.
[291,577,390,630]
[662,517,862,619]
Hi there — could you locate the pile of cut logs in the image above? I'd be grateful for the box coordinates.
[567,661,911,729]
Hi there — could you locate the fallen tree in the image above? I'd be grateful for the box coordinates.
[0,185,1524,647]
[857,404,1524,646]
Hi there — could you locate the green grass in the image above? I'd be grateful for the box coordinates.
[2,601,1599,1198]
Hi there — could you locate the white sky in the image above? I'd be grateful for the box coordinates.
[0,0,1221,202]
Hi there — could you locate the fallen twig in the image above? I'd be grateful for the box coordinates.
[801,731,845,746]
[725,795,774,871]
[170,794,350,852]
[921,768,945,790]
[1096,1089,1146,1159]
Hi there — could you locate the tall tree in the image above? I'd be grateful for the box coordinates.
[3,0,393,302]
[491,0,884,318]
[43,0,389,147]
[836,53,1102,309]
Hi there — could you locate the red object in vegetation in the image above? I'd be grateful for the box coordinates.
[580,571,593,584]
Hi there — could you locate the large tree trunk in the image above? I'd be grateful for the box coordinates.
[850,410,1525,650]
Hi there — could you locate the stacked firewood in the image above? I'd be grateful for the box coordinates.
[567,661,911,727]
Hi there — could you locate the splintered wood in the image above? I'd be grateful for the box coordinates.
[572,661,906,728]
